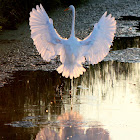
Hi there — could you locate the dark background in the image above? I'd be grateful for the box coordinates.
[0,0,88,29]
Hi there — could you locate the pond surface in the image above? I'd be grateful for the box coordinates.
[0,37,140,139]
[0,0,140,139]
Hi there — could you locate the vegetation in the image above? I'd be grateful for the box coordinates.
[0,0,88,30]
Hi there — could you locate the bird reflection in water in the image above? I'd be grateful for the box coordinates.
[35,111,110,140]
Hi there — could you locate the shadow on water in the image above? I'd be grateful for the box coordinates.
[118,15,140,32]
[0,71,65,139]
[112,36,140,50]
[118,16,140,21]
[0,59,140,139]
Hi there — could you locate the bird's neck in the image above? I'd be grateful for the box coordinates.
[70,7,75,37]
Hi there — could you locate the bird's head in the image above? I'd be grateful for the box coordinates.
[64,5,75,11]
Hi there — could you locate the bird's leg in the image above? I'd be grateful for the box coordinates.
[70,78,74,98]
[69,78,73,110]
[69,79,71,98]
[60,87,63,100]
[70,94,73,111]
[60,82,64,100]
[69,90,72,98]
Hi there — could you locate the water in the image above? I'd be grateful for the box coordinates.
[0,29,140,140]
[0,58,140,139]
[0,0,140,138]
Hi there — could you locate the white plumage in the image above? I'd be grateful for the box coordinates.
[29,4,116,79]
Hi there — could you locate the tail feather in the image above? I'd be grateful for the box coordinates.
[57,64,64,74]
[57,63,86,79]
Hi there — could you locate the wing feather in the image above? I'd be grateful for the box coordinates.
[29,4,65,61]
[80,12,116,64]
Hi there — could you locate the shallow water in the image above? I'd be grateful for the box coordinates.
[0,59,140,139]
[0,33,140,140]
[0,0,140,139]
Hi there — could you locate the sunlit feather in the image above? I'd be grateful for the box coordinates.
[29,4,116,79]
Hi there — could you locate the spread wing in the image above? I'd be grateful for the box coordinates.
[29,4,66,62]
[80,12,116,64]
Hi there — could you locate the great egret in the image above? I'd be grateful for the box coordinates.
[29,5,116,79]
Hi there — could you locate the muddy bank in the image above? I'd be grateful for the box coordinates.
[0,34,61,87]
[105,48,140,63]
[0,0,140,87]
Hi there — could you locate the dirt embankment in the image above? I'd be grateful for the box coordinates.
[0,22,61,87]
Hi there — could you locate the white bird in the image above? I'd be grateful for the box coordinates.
[29,4,116,79]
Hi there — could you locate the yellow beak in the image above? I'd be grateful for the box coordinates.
[64,7,69,11]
